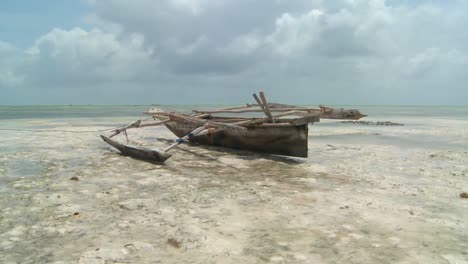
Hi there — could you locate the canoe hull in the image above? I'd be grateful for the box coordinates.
[164,121,309,157]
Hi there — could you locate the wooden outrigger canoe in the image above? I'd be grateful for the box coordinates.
[101,92,366,162]
[163,114,318,158]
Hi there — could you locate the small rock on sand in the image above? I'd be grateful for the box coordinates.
[167,238,182,248]
[459,192,468,198]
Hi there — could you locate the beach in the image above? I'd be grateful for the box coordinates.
[0,105,467,264]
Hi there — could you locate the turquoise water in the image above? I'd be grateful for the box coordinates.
[0,105,151,120]
[1,105,468,151]
[0,104,240,120]
[1,105,467,119]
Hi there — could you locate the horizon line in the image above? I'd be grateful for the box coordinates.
[1,103,468,107]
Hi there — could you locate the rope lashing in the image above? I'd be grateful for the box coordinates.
[174,132,194,144]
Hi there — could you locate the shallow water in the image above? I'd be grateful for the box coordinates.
[0,105,467,264]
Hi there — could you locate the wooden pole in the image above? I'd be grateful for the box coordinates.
[168,112,247,131]
[259,91,275,123]
[229,110,317,126]
[253,93,274,122]
[110,120,141,138]
[252,93,266,111]
[163,126,207,152]
[138,119,170,128]
[193,107,321,114]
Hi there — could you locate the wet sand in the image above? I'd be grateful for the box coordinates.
[0,113,467,263]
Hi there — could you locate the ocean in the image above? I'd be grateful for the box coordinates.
[0,105,467,263]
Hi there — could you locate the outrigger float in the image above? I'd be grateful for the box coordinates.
[101,92,366,162]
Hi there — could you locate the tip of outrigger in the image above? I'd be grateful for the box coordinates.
[154,150,172,162]
[100,135,172,163]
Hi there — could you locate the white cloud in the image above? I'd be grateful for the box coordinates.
[27,27,155,83]
[170,0,209,15]
[83,13,124,34]
[0,41,26,87]
[175,35,208,55]
[222,33,263,55]
[0,26,159,104]
[1,0,468,104]
[399,48,468,77]
[266,10,324,56]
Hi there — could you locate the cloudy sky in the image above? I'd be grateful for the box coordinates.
[1,0,467,105]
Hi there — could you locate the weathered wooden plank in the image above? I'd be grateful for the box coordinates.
[193,107,365,120]
[259,91,275,123]
[252,93,272,122]
[193,107,321,114]
[110,120,141,138]
[138,119,170,128]
[167,112,247,131]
